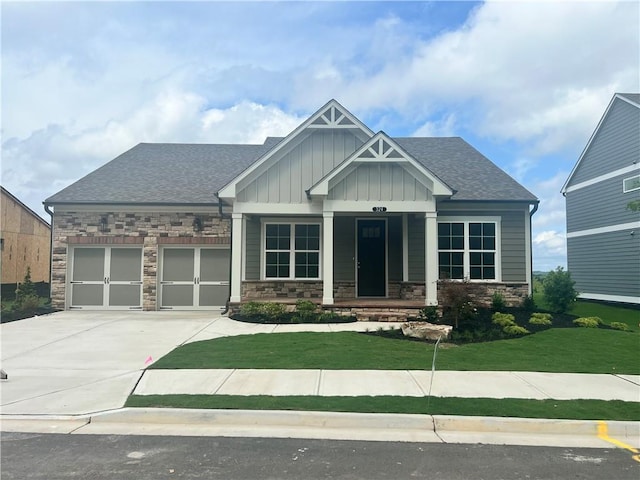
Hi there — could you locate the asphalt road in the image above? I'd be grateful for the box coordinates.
[1,432,638,479]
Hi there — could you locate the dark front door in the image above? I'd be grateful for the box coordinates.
[357,219,386,297]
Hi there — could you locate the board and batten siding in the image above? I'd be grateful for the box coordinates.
[437,205,529,283]
[328,164,432,202]
[244,216,261,280]
[236,130,364,204]
[566,175,640,232]
[569,99,640,185]
[407,215,426,282]
[567,230,640,298]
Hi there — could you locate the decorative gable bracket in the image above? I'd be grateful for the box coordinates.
[307,132,453,198]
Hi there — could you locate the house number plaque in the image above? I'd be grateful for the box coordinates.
[372,206,387,212]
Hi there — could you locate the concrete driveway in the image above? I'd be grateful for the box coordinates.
[0,311,225,415]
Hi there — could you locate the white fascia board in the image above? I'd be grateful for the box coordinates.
[322,199,435,213]
[217,99,374,200]
[566,221,640,238]
[233,201,323,215]
[578,292,640,305]
[562,94,640,194]
[564,164,640,193]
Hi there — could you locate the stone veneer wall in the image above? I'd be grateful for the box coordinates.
[51,211,230,310]
[437,282,529,308]
[241,281,323,300]
[240,280,528,307]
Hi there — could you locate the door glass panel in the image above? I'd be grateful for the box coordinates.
[200,249,229,282]
[163,249,195,282]
[199,285,229,307]
[110,248,142,281]
[72,284,103,306]
[109,285,141,307]
[162,285,194,307]
[73,248,105,281]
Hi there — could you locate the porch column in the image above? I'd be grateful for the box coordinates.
[230,212,243,303]
[425,212,438,306]
[322,211,334,305]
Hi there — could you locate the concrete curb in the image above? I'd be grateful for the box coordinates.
[2,409,639,448]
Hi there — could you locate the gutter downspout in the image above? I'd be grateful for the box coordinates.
[43,203,54,302]
[215,193,232,315]
[529,201,539,296]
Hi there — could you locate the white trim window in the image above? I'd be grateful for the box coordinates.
[438,219,500,281]
[264,222,321,279]
[623,174,640,193]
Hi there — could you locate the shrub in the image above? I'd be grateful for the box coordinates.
[240,301,263,317]
[294,299,317,322]
[520,295,536,312]
[438,279,478,329]
[259,302,287,321]
[542,267,578,313]
[14,267,38,310]
[491,292,506,311]
[610,322,631,332]
[492,312,516,327]
[503,325,530,336]
[418,306,439,323]
[573,317,602,328]
[529,312,552,326]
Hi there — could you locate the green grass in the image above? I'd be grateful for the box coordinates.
[125,395,640,421]
[533,295,639,331]
[151,327,639,374]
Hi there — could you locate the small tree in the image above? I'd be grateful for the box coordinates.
[438,278,477,329]
[15,267,39,311]
[542,267,578,313]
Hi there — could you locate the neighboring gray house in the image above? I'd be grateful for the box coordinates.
[45,99,538,317]
[562,93,640,305]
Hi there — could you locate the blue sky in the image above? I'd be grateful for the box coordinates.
[2,1,639,270]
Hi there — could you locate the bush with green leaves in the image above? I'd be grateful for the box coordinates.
[491,292,506,311]
[609,322,631,332]
[240,301,263,317]
[542,267,578,313]
[503,325,530,336]
[573,317,602,328]
[14,267,39,311]
[438,279,478,328]
[528,312,552,326]
[292,299,318,323]
[491,312,516,327]
[259,302,287,321]
[520,295,536,312]
[418,306,439,323]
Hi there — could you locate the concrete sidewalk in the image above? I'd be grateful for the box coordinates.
[2,312,639,449]
[134,369,640,401]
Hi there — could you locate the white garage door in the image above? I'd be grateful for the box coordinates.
[159,247,229,310]
[70,247,143,309]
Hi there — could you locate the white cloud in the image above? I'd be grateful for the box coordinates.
[533,230,567,271]
[413,113,457,137]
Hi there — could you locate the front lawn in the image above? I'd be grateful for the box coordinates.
[125,395,640,421]
[151,327,639,374]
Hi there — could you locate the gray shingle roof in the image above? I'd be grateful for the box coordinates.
[45,142,276,205]
[45,136,536,205]
[395,137,537,202]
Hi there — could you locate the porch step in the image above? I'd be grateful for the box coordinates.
[328,307,423,323]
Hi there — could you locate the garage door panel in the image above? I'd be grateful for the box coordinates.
[73,248,105,281]
[163,249,195,282]
[109,285,142,307]
[162,285,194,307]
[199,285,228,307]
[72,284,104,306]
[200,249,230,282]
[110,248,142,282]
